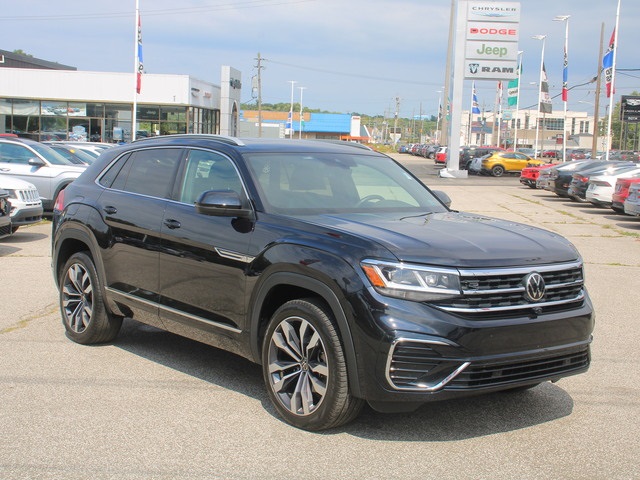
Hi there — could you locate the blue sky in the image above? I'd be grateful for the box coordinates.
[1,0,638,117]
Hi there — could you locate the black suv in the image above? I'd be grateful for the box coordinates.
[51,135,594,430]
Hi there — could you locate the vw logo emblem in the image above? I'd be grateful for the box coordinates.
[524,272,545,302]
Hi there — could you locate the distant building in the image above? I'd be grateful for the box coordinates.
[239,110,372,142]
[1,49,240,142]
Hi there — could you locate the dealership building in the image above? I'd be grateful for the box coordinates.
[0,49,241,142]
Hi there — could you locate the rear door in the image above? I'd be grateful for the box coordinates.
[96,147,184,327]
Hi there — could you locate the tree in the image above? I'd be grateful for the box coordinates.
[12,49,33,57]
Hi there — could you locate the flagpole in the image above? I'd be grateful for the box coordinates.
[533,35,546,159]
[468,82,474,145]
[513,51,522,151]
[132,0,140,142]
[606,0,621,160]
[554,15,570,162]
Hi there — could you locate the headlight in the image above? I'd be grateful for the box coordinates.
[361,260,461,301]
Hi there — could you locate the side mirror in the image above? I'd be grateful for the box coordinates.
[433,190,452,208]
[195,190,254,219]
[28,157,46,167]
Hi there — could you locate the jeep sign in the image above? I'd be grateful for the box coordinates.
[465,40,518,61]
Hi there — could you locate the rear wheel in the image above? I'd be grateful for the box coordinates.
[59,251,122,344]
[491,165,505,177]
[262,298,363,431]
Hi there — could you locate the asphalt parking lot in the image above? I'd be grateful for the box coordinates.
[1,155,639,480]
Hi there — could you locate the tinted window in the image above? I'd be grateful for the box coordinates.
[109,148,182,198]
[178,149,243,204]
[244,153,446,214]
[0,143,34,164]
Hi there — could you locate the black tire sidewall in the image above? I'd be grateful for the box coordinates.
[261,299,350,431]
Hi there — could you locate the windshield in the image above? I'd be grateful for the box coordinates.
[243,152,448,215]
[30,143,75,165]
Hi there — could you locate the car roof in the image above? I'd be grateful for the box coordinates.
[131,135,384,155]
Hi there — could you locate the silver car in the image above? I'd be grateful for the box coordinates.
[623,182,640,216]
[0,137,86,211]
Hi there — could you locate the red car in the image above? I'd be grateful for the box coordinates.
[520,163,554,189]
[612,177,640,213]
[434,146,447,164]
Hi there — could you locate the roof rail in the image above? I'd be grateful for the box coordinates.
[314,139,372,151]
[132,134,245,146]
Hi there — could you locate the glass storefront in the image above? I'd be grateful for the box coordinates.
[0,98,219,142]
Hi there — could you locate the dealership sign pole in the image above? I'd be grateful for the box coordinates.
[442,0,520,177]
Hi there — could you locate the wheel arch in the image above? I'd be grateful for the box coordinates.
[249,272,363,398]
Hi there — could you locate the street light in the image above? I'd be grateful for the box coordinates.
[554,15,570,162]
[532,35,546,158]
[298,86,306,139]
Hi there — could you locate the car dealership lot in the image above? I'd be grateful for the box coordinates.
[1,155,639,479]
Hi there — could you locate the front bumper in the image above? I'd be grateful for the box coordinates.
[354,292,594,405]
[10,204,44,226]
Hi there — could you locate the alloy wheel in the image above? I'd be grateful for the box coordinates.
[62,263,93,333]
[266,316,329,416]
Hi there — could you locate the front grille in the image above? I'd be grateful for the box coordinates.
[17,188,40,203]
[386,340,590,392]
[387,340,468,391]
[447,348,590,389]
[433,261,585,317]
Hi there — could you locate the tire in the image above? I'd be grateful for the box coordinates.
[59,251,123,345]
[491,165,505,177]
[262,298,364,431]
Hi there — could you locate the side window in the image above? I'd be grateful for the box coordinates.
[179,149,242,204]
[98,153,131,188]
[0,144,35,164]
[109,148,182,198]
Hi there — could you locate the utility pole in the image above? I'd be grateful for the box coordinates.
[393,96,400,145]
[255,52,265,137]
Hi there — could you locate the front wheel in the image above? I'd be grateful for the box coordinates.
[262,298,364,430]
[59,251,123,344]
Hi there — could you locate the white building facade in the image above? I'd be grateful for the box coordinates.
[0,66,241,142]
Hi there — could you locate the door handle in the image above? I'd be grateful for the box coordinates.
[163,219,181,229]
[103,206,117,215]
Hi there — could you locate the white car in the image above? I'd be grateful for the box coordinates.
[624,182,640,216]
[586,167,640,208]
[0,137,86,211]
[0,174,43,232]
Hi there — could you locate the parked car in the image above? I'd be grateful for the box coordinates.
[0,174,43,232]
[45,143,97,165]
[566,149,587,160]
[520,163,554,189]
[542,149,561,159]
[434,146,447,164]
[608,150,639,162]
[548,160,618,198]
[516,148,536,157]
[611,176,640,213]
[473,151,544,177]
[0,188,11,239]
[44,141,114,160]
[623,182,640,216]
[585,168,640,208]
[567,162,637,202]
[460,146,504,170]
[0,137,87,211]
[51,134,594,431]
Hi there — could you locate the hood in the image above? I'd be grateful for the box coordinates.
[0,173,38,190]
[298,211,580,268]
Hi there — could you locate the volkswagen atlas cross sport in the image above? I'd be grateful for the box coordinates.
[51,135,594,431]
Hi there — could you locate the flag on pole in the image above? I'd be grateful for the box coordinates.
[540,63,552,113]
[507,59,521,107]
[603,28,615,98]
[136,13,143,94]
[562,45,568,102]
[472,82,481,114]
